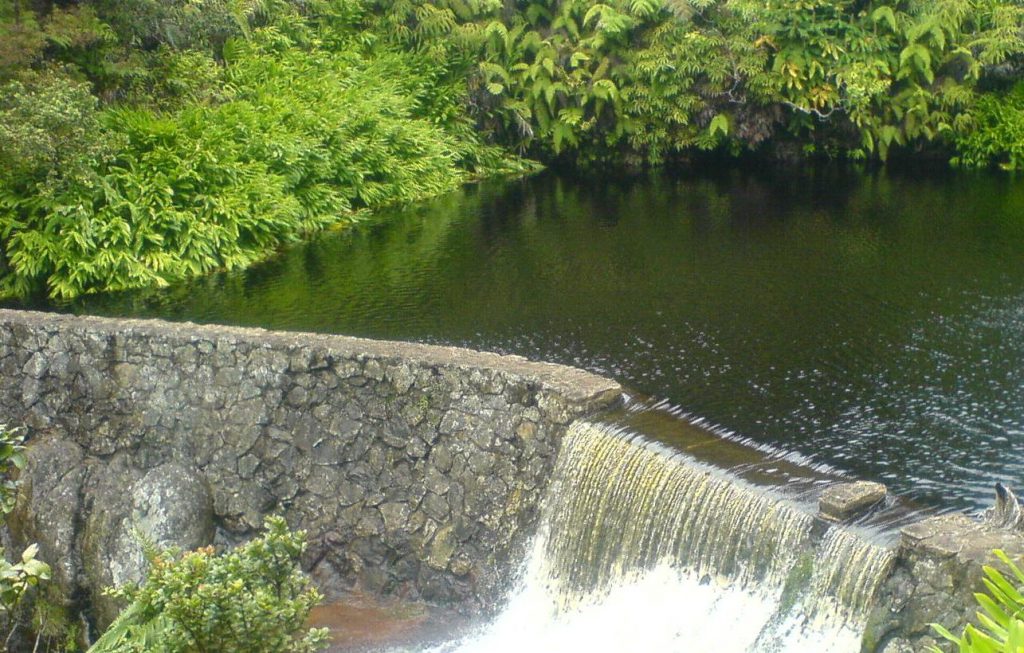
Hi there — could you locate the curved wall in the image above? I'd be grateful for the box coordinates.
[0,309,621,624]
[0,309,1020,653]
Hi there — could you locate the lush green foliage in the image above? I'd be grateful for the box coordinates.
[0,0,528,299]
[0,426,50,614]
[367,0,1024,164]
[931,549,1024,653]
[0,0,1022,299]
[0,426,54,651]
[953,82,1024,169]
[88,516,328,653]
[0,425,27,516]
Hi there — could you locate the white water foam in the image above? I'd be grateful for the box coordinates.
[381,422,890,653]
[414,532,866,653]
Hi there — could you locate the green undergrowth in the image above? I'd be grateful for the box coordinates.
[1,0,1023,299]
[952,82,1024,170]
[88,517,327,653]
[931,549,1024,653]
[0,0,534,300]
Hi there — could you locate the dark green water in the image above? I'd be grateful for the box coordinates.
[62,167,1024,511]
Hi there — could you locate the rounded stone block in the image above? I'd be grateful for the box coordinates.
[83,461,215,627]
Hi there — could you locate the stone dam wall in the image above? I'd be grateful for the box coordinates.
[0,309,621,626]
[0,308,1019,652]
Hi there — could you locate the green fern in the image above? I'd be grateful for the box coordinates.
[931,550,1024,653]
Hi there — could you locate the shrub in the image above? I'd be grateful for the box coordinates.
[0,14,529,300]
[0,426,53,646]
[0,69,113,188]
[89,516,328,653]
[953,83,1024,170]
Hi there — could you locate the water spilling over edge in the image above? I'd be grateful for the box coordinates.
[393,421,896,653]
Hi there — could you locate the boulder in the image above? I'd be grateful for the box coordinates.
[82,460,214,627]
[819,481,887,521]
[8,437,87,603]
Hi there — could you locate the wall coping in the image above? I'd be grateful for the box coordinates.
[0,309,622,407]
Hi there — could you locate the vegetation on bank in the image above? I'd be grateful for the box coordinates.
[0,427,53,649]
[1,0,1023,299]
[0,0,531,300]
[88,517,327,653]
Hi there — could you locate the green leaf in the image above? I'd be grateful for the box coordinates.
[872,6,898,32]
[709,114,729,137]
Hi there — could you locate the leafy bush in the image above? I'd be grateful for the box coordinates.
[1,0,1023,299]
[0,544,51,617]
[931,549,1024,652]
[0,4,47,79]
[370,0,1024,163]
[88,516,328,653]
[953,83,1024,170]
[0,69,113,187]
[0,14,528,300]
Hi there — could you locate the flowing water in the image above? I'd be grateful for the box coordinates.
[403,422,894,653]
[59,167,1024,511]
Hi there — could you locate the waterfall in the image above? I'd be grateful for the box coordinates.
[542,423,814,600]
[420,421,895,653]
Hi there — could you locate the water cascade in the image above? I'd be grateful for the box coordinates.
[425,421,896,653]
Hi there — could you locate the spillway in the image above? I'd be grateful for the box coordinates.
[420,421,895,653]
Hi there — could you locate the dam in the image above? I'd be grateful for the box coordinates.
[0,310,1020,652]
[428,421,894,653]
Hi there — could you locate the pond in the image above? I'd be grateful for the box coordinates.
[63,166,1024,512]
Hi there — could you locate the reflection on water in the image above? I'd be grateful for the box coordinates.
[62,166,1024,510]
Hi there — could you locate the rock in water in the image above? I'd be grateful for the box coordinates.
[982,483,1024,530]
[818,481,887,521]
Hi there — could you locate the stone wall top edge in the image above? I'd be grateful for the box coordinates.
[0,309,622,405]
[900,512,1024,562]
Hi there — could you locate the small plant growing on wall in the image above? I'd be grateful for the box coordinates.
[89,516,329,653]
[931,549,1024,652]
[0,426,53,648]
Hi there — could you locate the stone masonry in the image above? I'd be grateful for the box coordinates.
[0,309,1021,652]
[864,513,1024,652]
[0,309,621,628]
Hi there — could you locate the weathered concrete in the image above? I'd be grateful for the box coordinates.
[0,309,621,627]
[819,481,887,522]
